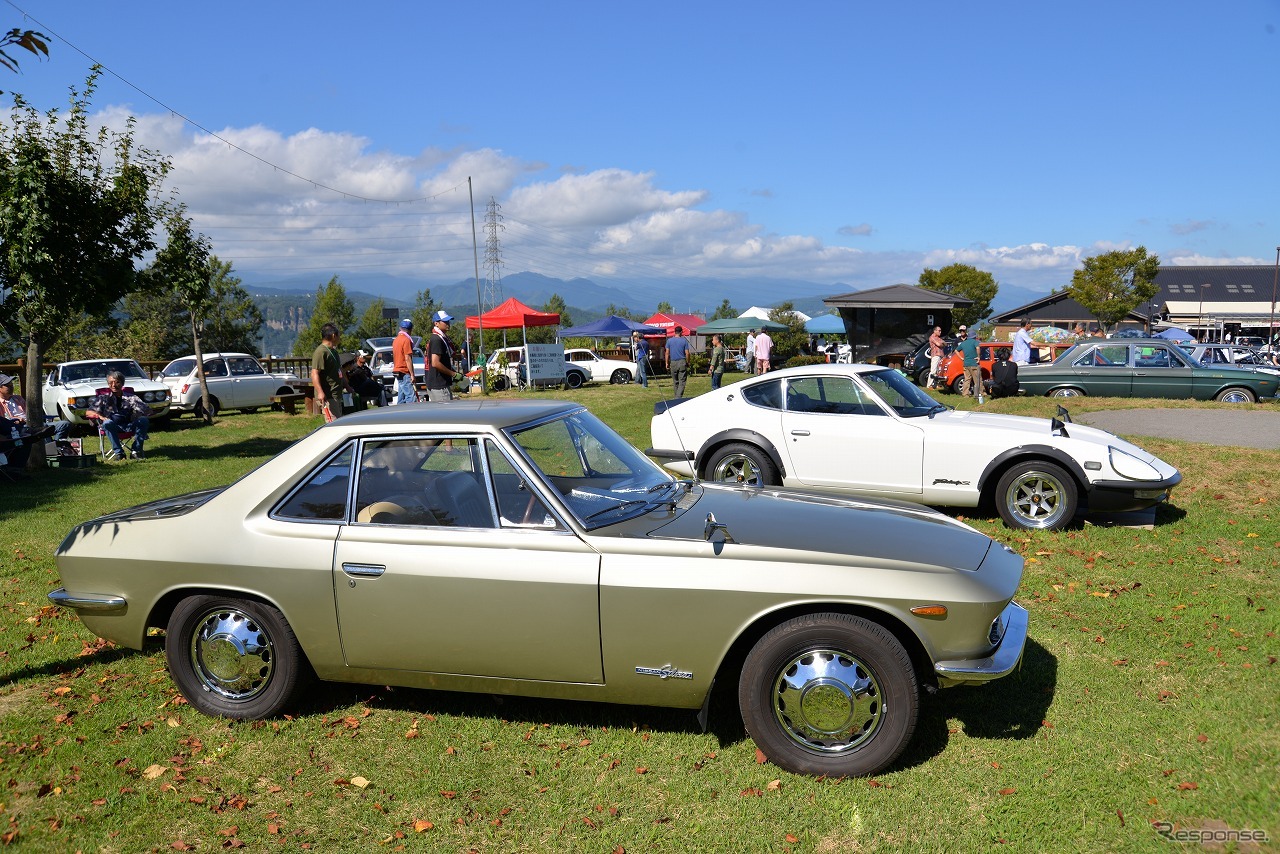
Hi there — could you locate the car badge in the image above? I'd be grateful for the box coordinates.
[635,664,693,680]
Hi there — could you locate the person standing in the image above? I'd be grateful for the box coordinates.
[425,310,461,402]
[745,328,757,375]
[708,334,726,389]
[927,325,945,389]
[633,332,649,388]
[956,328,983,403]
[1011,318,1034,365]
[84,371,152,459]
[311,322,351,420]
[392,318,417,405]
[666,325,691,398]
[754,328,774,374]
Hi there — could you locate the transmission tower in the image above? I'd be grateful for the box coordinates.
[483,197,505,311]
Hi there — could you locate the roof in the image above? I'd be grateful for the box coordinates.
[643,312,707,335]
[989,291,1149,324]
[823,284,973,309]
[1154,265,1280,304]
[326,398,583,431]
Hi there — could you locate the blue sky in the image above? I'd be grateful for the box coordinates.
[5,0,1279,301]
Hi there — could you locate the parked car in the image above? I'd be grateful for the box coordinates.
[49,400,1027,778]
[1233,336,1265,348]
[906,339,955,386]
[159,353,300,417]
[1016,339,1280,403]
[648,363,1181,531]
[564,348,638,384]
[1177,343,1280,378]
[486,346,589,390]
[935,341,1074,394]
[360,337,427,398]
[43,359,171,425]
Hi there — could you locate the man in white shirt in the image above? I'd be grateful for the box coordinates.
[1011,318,1034,365]
[745,329,758,375]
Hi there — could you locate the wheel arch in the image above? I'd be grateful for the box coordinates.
[145,585,318,667]
[977,445,1090,502]
[695,430,788,480]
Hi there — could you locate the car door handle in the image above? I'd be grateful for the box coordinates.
[790,429,810,436]
[341,563,386,578]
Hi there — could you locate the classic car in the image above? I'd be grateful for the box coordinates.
[486,346,589,390]
[42,359,171,425]
[564,348,638,384]
[934,340,1074,394]
[649,363,1181,531]
[1016,338,1280,403]
[158,353,300,417]
[50,400,1026,778]
[1177,343,1280,378]
[361,337,428,398]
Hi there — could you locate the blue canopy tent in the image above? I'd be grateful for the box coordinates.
[558,315,664,339]
[804,314,847,335]
[1155,326,1194,341]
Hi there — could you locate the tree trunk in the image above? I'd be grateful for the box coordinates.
[22,334,47,473]
[192,318,213,424]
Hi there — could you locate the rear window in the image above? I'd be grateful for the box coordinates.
[161,359,196,378]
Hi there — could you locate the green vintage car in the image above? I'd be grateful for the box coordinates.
[50,400,1026,778]
[1016,338,1280,403]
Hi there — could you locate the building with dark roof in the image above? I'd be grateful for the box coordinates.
[823,284,972,361]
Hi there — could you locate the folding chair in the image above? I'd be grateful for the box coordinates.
[93,386,138,462]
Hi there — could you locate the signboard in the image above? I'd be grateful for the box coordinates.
[525,343,565,386]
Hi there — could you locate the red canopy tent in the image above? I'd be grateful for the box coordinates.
[464,297,562,370]
[643,312,706,336]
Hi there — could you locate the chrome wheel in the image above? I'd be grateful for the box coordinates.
[1049,387,1082,398]
[772,649,883,753]
[1216,388,1255,403]
[189,606,275,701]
[712,452,762,485]
[996,461,1077,530]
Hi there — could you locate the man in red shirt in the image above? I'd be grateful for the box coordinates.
[392,319,417,404]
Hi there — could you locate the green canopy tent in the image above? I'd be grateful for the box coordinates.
[695,316,787,335]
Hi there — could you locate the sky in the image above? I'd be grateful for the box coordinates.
[4,0,1279,304]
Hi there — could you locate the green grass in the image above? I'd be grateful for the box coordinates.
[2,384,1277,851]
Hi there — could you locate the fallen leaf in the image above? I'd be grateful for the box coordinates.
[350,776,370,789]
[142,764,168,780]
[755,749,768,765]
[766,779,782,791]
[413,820,434,832]
[998,788,1016,796]
[1177,781,1198,791]
[785,833,799,843]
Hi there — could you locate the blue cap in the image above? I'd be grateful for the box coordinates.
[432,310,454,323]
[400,319,413,329]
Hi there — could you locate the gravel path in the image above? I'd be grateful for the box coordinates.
[1073,409,1280,449]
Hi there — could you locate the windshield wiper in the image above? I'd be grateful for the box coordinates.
[582,499,650,522]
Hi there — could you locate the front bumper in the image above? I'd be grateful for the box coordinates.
[934,601,1028,686]
[1085,472,1182,513]
[48,587,127,613]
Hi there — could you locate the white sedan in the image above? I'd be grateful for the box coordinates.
[648,363,1181,530]
[564,348,638,384]
[43,359,172,425]
[158,353,300,417]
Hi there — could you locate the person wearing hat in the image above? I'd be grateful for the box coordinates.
[392,318,418,405]
[0,374,66,470]
[347,350,385,408]
[425,310,461,402]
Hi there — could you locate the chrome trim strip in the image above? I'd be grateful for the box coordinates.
[47,587,127,613]
[341,563,386,578]
[933,602,1028,682]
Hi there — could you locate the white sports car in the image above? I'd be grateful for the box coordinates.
[564,348,638,384]
[648,364,1181,531]
[42,358,172,425]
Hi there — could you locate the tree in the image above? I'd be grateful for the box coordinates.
[1067,247,1160,333]
[0,71,170,458]
[354,297,389,342]
[710,299,737,321]
[407,288,439,334]
[767,302,809,364]
[292,276,355,355]
[1,28,48,88]
[655,300,674,315]
[918,264,998,329]
[603,304,638,321]
[201,257,264,355]
[543,293,572,329]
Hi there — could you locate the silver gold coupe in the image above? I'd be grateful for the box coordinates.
[51,400,1026,777]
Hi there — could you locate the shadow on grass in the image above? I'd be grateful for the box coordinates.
[0,643,144,686]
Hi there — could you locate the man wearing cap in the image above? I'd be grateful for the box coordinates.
[425,310,461,402]
[347,350,385,408]
[0,374,66,469]
[392,318,417,405]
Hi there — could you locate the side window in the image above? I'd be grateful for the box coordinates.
[484,439,561,529]
[274,447,353,521]
[231,358,264,376]
[1076,345,1127,367]
[786,376,880,415]
[743,379,784,410]
[204,359,228,377]
[1136,346,1171,368]
[353,437,496,529]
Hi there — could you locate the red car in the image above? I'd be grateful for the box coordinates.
[935,341,1073,394]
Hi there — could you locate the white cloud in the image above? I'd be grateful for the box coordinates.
[839,223,873,237]
[507,169,705,227]
[1167,253,1271,266]
[923,243,1085,272]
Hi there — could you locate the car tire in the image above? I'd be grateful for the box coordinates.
[565,371,585,390]
[706,442,778,487]
[949,375,965,395]
[1215,387,1256,404]
[610,368,631,384]
[916,367,932,387]
[239,407,260,414]
[165,595,307,720]
[193,396,220,419]
[739,612,919,777]
[491,375,510,391]
[1049,387,1084,398]
[995,460,1078,530]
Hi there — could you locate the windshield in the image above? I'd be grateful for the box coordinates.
[860,368,945,417]
[507,410,678,528]
[161,358,197,378]
[60,360,150,383]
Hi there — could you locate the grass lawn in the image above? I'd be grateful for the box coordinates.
[2,378,1276,851]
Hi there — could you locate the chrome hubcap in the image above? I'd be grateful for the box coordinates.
[1006,471,1067,528]
[1221,391,1249,403]
[772,649,883,753]
[712,454,761,486]
[189,608,274,700]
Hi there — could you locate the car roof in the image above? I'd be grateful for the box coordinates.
[319,399,584,433]
[166,352,256,362]
[58,358,146,367]
[736,363,890,380]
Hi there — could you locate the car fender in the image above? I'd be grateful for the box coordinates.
[695,429,787,479]
[977,445,1090,494]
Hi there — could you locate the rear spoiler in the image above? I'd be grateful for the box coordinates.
[652,398,689,415]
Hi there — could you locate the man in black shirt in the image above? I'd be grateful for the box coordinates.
[425,310,461,402]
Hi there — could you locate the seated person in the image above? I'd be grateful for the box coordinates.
[989,350,1019,398]
[0,373,69,469]
[346,350,386,407]
[84,371,150,460]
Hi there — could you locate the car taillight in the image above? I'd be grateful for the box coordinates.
[181,383,190,394]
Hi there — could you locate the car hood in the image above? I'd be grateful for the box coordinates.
[58,377,166,392]
[928,409,1135,447]
[635,483,995,572]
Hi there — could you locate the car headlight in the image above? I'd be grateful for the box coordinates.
[1108,446,1160,481]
